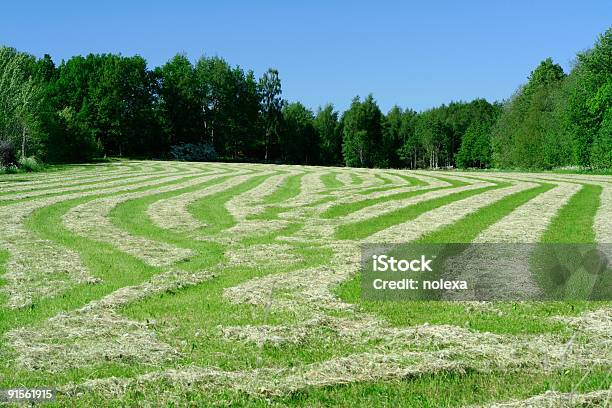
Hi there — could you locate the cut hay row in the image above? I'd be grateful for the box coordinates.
[477,389,610,407]
[0,160,181,190]
[145,171,261,234]
[0,171,219,308]
[1,161,610,406]
[64,307,611,401]
[474,181,582,243]
[7,268,215,372]
[0,161,225,198]
[225,170,301,221]
[62,172,257,267]
[595,185,612,243]
[360,182,533,243]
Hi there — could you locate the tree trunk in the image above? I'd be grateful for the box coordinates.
[21,127,26,159]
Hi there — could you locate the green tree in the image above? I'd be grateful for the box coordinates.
[155,54,202,147]
[342,95,383,167]
[492,58,566,168]
[457,122,492,168]
[258,69,283,161]
[314,104,342,165]
[0,47,46,159]
[280,102,317,164]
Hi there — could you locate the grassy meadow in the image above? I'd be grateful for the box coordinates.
[0,160,610,407]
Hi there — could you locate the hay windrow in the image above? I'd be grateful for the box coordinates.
[5,268,214,372]
[225,171,296,220]
[0,201,97,309]
[2,162,611,405]
[594,185,612,243]
[0,173,178,202]
[363,181,532,243]
[476,389,610,407]
[61,175,231,266]
[225,243,301,268]
[65,311,611,400]
[1,172,212,308]
[145,172,257,233]
[340,180,488,227]
[474,182,582,243]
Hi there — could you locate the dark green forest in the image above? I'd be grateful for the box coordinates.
[1,28,610,170]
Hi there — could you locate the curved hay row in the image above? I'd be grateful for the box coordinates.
[0,172,188,202]
[475,389,610,408]
[474,181,582,243]
[147,172,253,232]
[436,178,583,301]
[0,160,205,192]
[225,170,300,221]
[61,173,237,267]
[363,182,537,243]
[7,268,215,372]
[277,175,444,224]
[145,171,261,234]
[2,163,610,405]
[219,176,587,355]
[0,171,206,308]
[0,160,181,190]
[64,307,611,402]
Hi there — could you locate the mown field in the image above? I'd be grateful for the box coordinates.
[0,160,610,407]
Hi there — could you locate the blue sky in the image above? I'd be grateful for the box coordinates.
[1,1,610,112]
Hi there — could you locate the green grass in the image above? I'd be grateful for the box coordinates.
[416,183,554,243]
[0,163,609,407]
[350,172,363,185]
[68,367,611,407]
[189,174,271,235]
[320,172,343,189]
[322,176,467,219]
[541,184,602,243]
[262,173,304,204]
[334,180,604,334]
[335,180,506,240]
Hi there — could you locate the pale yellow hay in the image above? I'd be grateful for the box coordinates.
[363,181,533,243]
[6,268,214,372]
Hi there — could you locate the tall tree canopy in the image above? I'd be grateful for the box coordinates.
[1,27,610,170]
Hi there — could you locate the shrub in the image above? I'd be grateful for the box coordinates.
[18,156,43,172]
[169,142,218,162]
[0,140,17,167]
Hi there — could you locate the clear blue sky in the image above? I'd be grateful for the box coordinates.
[2,1,610,112]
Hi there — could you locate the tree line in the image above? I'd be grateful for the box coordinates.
[1,28,610,170]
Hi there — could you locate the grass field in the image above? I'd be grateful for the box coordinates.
[0,160,610,407]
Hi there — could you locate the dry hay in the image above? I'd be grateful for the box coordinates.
[65,306,611,400]
[60,174,232,266]
[334,171,354,187]
[363,181,533,243]
[474,182,582,243]
[0,172,207,308]
[145,172,257,233]
[476,389,610,407]
[0,173,175,202]
[2,163,611,404]
[5,268,214,372]
[225,243,302,269]
[224,171,297,220]
[341,179,489,227]
[595,185,612,243]
[0,200,98,309]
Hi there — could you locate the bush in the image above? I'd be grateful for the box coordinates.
[0,140,17,167]
[18,156,43,172]
[169,142,218,162]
